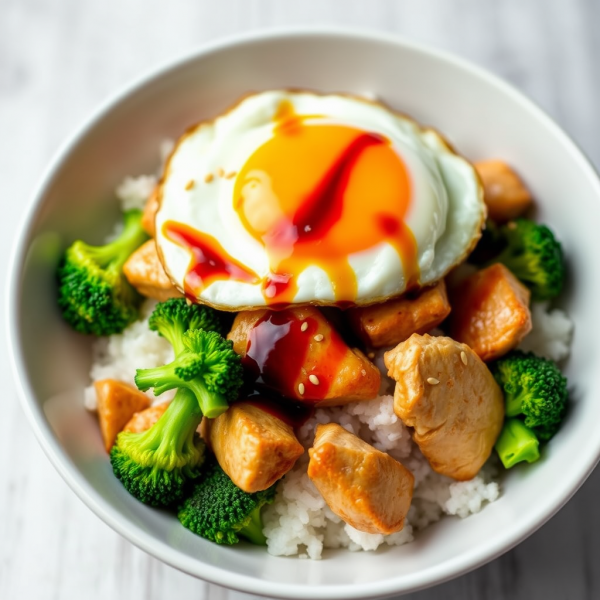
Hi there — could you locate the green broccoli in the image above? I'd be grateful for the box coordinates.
[178,463,276,545]
[57,209,148,335]
[110,388,205,506]
[148,297,225,355]
[135,329,242,418]
[494,418,540,469]
[110,299,227,506]
[493,350,568,468]
[490,218,565,301]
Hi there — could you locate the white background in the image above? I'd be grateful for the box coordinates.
[2,1,599,599]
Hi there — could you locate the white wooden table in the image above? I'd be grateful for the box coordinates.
[2,1,599,598]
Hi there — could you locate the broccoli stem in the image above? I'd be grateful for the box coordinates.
[135,361,229,418]
[495,418,540,469]
[505,388,542,419]
[154,389,202,459]
[163,322,188,356]
[186,379,229,419]
[135,362,182,396]
[130,389,202,470]
[239,506,267,546]
[505,391,527,418]
[87,209,147,270]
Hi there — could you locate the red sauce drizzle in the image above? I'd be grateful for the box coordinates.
[165,101,420,306]
[291,133,385,240]
[163,221,259,297]
[242,310,348,403]
[257,133,388,304]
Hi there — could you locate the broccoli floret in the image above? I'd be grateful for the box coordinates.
[492,350,568,468]
[148,298,225,355]
[110,300,226,506]
[493,350,568,440]
[135,329,243,418]
[110,389,205,506]
[490,218,565,301]
[495,418,540,469]
[57,209,148,335]
[178,463,276,545]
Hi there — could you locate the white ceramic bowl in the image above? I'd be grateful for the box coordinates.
[8,28,600,599]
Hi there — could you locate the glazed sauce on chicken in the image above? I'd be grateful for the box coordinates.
[242,309,348,402]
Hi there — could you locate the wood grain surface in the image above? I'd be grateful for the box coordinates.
[2,1,599,599]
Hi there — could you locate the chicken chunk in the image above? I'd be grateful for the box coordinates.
[384,334,504,480]
[141,187,159,236]
[449,263,532,362]
[200,401,304,493]
[123,239,183,301]
[94,379,150,452]
[123,401,170,433]
[474,160,532,223]
[228,307,380,406]
[308,423,414,534]
[347,280,451,348]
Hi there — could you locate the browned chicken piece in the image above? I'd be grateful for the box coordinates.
[474,160,532,223]
[384,334,504,480]
[123,401,170,433]
[200,401,304,493]
[94,379,150,452]
[228,307,381,406]
[449,263,532,362]
[141,187,159,236]
[347,280,451,348]
[123,239,183,301]
[308,423,414,534]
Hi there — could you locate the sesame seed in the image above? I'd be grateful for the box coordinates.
[461,351,468,366]
[309,375,320,385]
[367,352,375,359]
[185,179,195,190]
[298,383,305,395]
[225,171,237,179]
[301,322,308,332]
[204,173,214,183]
[427,377,440,385]
[216,167,224,177]
[313,334,324,342]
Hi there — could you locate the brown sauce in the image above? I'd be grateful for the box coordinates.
[162,221,259,297]
[242,309,348,403]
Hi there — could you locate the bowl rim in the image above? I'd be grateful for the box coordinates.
[7,25,600,599]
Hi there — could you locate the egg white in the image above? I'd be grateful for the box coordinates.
[155,90,484,310]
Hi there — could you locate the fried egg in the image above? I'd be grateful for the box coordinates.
[155,90,485,310]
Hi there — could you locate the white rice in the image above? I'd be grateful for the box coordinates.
[83,300,175,410]
[84,171,574,557]
[113,138,174,213]
[115,175,157,212]
[262,396,499,559]
[518,301,574,362]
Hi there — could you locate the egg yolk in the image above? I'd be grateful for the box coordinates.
[164,100,420,306]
